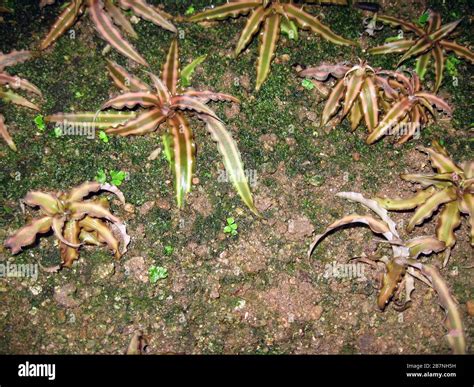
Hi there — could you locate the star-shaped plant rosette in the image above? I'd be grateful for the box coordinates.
[5,181,130,268]
[47,40,258,215]
[40,0,176,66]
[189,0,355,90]
[0,50,42,151]
[368,10,474,91]
[375,141,473,249]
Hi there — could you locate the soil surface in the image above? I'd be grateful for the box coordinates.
[0,0,472,354]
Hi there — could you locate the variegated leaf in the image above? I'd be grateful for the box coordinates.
[188,1,259,22]
[117,0,177,33]
[0,113,15,151]
[106,60,150,91]
[167,113,195,208]
[375,186,436,211]
[60,220,81,267]
[436,201,461,247]
[235,6,267,56]
[439,40,474,63]
[407,188,457,232]
[89,0,148,66]
[5,216,53,254]
[200,114,259,216]
[359,76,378,131]
[368,39,413,55]
[101,91,160,110]
[46,111,136,129]
[256,12,280,91]
[406,236,445,259]
[322,78,344,126]
[105,108,165,136]
[162,39,179,94]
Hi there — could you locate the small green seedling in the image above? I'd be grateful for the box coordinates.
[224,217,238,236]
[98,130,109,143]
[34,115,46,131]
[446,55,460,77]
[74,90,84,99]
[180,54,207,88]
[185,5,195,16]
[164,245,174,256]
[301,79,315,91]
[416,11,429,26]
[149,266,168,283]
[110,170,126,186]
[95,168,107,184]
[53,126,62,137]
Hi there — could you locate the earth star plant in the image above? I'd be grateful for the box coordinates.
[375,141,473,249]
[47,40,258,215]
[299,62,452,144]
[41,0,176,66]
[368,9,474,92]
[5,181,131,268]
[0,50,42,151]
[308,192,466,354]
[189,0,355,90]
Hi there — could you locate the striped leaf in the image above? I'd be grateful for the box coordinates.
[359,76,378,131]
[59,220,81,267]
[101,91,161,110]
[0,74,42,96]
[162,39,179,94]
[308,213,391,257]
[24,191,61,215]
[106,60,150,92]
[397,104,421,144]
[117,0,177,33]
[170,95,220,120]
[459,193,473,246]
[40,0,83,49]
[167,113,195,208]
[105,108,165,136]
[432,44,445,92]
[398,37,432,65]
[349,100,363,130]
[79,216,120,258]
[342,70,364,115]
[367,97,412,144]
[407,187,457,232]
[104,0,137,38]
[52,216,81,248]
[46,111,136,129]
[400,174,452,189]
[439,40,474,63]
[436,201,461,247]
[378,261,405,310]
[406,236,445,259]
[235,6,267,56]
[377,14,424,35]
[375,187,436,211]
[0,89,40,110]
[421,264,466,354]
[368,39,413,55]
[89,0,148,66]
[322,78,344,125]
[188,1,260,22]
[429,19,461,43]
[200,114,259,216]
[284,3,355,46]
[256,12,280,91]
[423,144,462,174]
[145,71,171,103]
[183,90,239,104]
[5,216,53,254]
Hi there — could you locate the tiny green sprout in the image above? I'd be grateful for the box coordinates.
[301,79,315,91]
[223,217,238,236]
[180,54,207,88]
[416,11,429,26]
[149,265,168,284]
[53,126,62,138]
[281,18,298,41]
[34,115,46,131]
[164,245,174,255]
[74,91,84,99]
[185,5,195,16]
[98,130,109,143]
[439,138,446,146]
[95,168,107,184]
[446,55,460,77]
[110,170,126,186]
